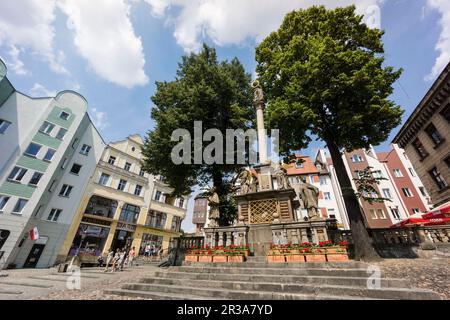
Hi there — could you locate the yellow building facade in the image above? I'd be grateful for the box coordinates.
[57,134,188,263]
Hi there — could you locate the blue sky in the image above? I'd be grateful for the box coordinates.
[1,0,449,232]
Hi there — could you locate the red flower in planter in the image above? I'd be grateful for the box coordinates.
[339,241,349,246]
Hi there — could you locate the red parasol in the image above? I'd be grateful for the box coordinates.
[422,202,450,220]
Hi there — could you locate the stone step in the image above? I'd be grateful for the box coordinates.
[171,266,376,278]
[104,289,226,300]
[122,281,439,300]
[182,261,367,269]
[152,271,411,288]
[119,283,391,300]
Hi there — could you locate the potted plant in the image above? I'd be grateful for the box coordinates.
[198,250,213,262]
[227,251,245,263]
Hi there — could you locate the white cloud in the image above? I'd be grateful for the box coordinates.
[89,107,109,130]
[58,0,149,89]
[8,45,28,75]
[0,0,68,74]
[143,0,384,53]
[30,83,57,97]
[425,0,450,81]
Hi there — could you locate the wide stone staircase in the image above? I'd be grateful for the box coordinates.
[105,257,442,300]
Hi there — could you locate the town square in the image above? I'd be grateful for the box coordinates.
[0,0,449,306]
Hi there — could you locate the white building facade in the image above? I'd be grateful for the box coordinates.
[0,59,105,269]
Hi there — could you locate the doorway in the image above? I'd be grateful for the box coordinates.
[23,244,46,268]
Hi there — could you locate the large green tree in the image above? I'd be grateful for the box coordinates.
[141,44,254,226]
[255,5,404,261]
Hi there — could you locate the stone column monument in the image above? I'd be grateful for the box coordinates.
[252,80,268,164]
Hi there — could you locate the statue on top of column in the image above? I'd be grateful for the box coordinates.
[207,187,220,227]
[252,80,264,107]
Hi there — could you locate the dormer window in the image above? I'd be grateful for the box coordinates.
[59,111,70,120]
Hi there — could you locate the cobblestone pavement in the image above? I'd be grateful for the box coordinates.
[374,258,450,300]
[0,265,157,300]
[1,258,448,300]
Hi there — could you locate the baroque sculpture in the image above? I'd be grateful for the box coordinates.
[207,187,220,227]
[296,181,320,219]
[274,164,290,190]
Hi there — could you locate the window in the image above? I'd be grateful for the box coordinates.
[324,192,331,200]
[372,170,384,179]
[108,156,116,165]
[295,162,304,169]
[412,208,420,215]
[61,157,68,169]
[309,175,314,184]
[70,164,82,175]
[154,190,162,201]
[47,208,62,222]
[425,123,444,145]
[369,209,378,219]
[146,211,167,229]
[59,111,70,120]
[29,172,43,186]
[0,196,10,212]
[124,162,131,171]
[328,208,335,217]
[171,216,182,232]
[134,184,142,196]
[402,188,413,197]
[382,188,392,199]
[319,176,327,185]
[390,207,401,220]
[71,138,79,149]
[408,168,416,177]
[351,154,363,162]
[98,173,110,186]
[377,209,386,219]
[48,180,56,192]
[419,186,428,197]
[119,204,140,224]
[393,168,403,178]
[12,199,28,214]
[440,103,450,123]
[117,179,127,191]
[43,148,56,162]
[355,171,365,179]
[429,167,448,190]
[55,128,67,140]
[25,142,41,157]
[59,184,73,197]
[445,156,450,169]
[8,167,27,182]
[80,144,91,155]
[179,198,185,208]
[403,152,409,160]
[39,121,55,135]
[412,139,429,159]
[139,168,145,177]
[0,119,11,134]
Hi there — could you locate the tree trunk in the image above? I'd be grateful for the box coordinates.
[325,138,381,261]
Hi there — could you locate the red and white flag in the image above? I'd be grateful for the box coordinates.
[29,227,39,241]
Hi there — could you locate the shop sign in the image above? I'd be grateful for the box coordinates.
[117,222,136,232]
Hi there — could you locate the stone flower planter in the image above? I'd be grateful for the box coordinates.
[304,254,327,262]
[326,253,349,262]
[227,255,244,263]
[286,254,305,263]
[198,255,213,263]
[184,254,198,262]
[212,255,228,263]
[324,246,347,254]
[267,255,286,263]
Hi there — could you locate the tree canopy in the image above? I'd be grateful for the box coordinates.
[255,5,404,260]
[256,5,403,154]
[141,44,254,225]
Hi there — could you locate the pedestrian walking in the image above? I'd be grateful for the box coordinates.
[128,247,136,267]
[119,249,126,271]
[112,250,120,272]
[104,249,114,272]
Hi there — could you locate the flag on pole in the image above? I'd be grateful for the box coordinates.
[29,226,39,241]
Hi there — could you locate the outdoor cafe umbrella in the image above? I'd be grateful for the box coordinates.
[422,202,450,220]
[390,212,428,228]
